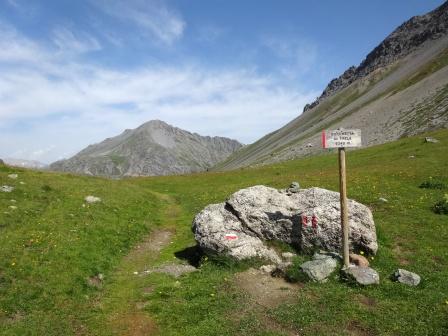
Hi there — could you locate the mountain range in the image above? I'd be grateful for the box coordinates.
[50,1,448,177]
[215,1,448,170]
[50,120,242,177]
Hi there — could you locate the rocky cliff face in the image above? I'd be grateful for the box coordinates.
[303,1,448,112]
[50,120,242,177]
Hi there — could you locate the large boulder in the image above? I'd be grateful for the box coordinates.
[192,185,377,262]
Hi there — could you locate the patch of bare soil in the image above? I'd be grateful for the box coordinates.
[111,312,158,336]
[355,294,377,311]
[392,245,410,266]
[345,320,376,336]
[231,268,302,335]
[233,268,301,308]
[124,229,174,263]
[109,229,173,336]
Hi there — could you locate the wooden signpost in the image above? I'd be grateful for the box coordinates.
[322,129,362,267]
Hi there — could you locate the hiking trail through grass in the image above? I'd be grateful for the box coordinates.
[88,191,182,336]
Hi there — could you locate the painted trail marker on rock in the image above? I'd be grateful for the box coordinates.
[322,129,362,267]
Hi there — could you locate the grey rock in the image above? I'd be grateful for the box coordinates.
[1,186,14,193]
[281,252,296,262]
[192,202,282,263]
[425,137,439,143]
[85,195,101,203]
[313,251,342,261]
[192,185,377,262]
[227,186,377,254]
[50,120,242,177]
[287,182,300,193]
[259,264,277,274]
[300,257,338,282]
[392,268,421,286]
[343,266,380,285]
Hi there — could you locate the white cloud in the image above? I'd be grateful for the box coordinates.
[52,27,101,54]
[91,0,185,45]
[0,22,318,163]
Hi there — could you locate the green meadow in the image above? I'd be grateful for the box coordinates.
[1,129,447,335]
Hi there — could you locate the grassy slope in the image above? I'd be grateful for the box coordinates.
[0,170,165,334]
[216,47,448,171]
[1,129,448,335]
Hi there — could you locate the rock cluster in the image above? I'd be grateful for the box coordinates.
[192,185,377,263]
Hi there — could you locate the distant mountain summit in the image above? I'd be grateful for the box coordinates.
[50,120,242,177]
[4,158,48,169]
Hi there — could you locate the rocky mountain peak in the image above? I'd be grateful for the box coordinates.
[50,120,243,177]
[303,0,448,113]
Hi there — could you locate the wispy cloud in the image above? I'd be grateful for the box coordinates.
[52,26,101,54]
[91,0,185,45]
[0,21,318,163]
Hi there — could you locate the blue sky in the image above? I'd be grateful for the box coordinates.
[0,0,444,163]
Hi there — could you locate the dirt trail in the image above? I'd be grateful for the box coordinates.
[233,268,302,336]
[91,192,182,336]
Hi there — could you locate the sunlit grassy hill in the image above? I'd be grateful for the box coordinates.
[1,129,447,335]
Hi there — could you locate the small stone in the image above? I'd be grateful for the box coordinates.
[19,182,25,185]
[85,196,101,203]
[425,137,439,143]
[408,155,415,159]
[392,269,420,286]
[9,205,17,210]
[300,257,338,282]
[342,266,380,285]
[281,252,296,261]
[379,198,388,203]
[349,253,370,267]
[8,174,18,179]
[1,186,14,193]
[133,271,139,275]
[313,250,342,261]
[10,199,16,203]
[259,264,277,274]
[287,182,301,193]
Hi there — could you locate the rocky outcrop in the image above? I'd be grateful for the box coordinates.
[50,120,242,177]
[192,185,377,262]
[304,1,448,112]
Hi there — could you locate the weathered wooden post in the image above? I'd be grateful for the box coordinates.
[322,129,362,268]
[338,147,349,267]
